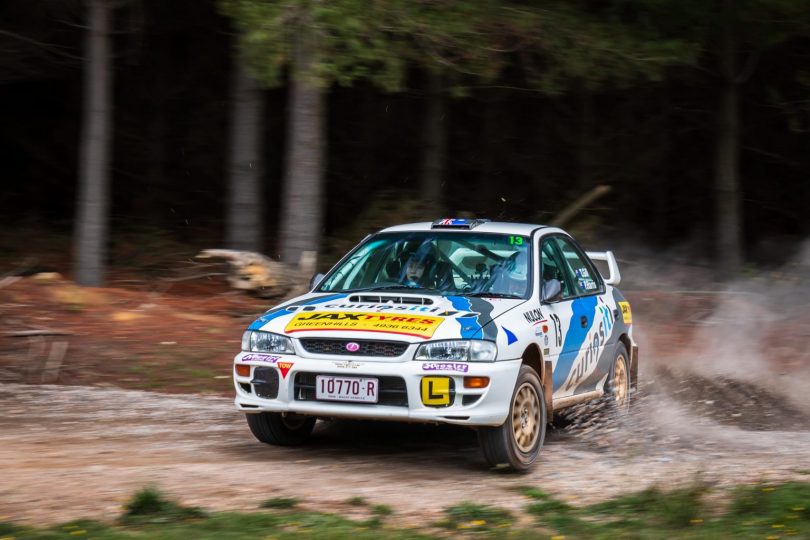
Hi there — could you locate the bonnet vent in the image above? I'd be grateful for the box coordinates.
[348,295,434,305]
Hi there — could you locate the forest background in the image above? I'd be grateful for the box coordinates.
[2,0,809,286]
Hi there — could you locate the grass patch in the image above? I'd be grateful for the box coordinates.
[121,486,205,524]
[371,504,393,516]
[260,496,299,509]
[519,481,810,539]
[346,496,367,506]
[4,482,810,539]
[588,483,706,528]
[440,502,513,534]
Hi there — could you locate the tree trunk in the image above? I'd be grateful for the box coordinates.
[226,52,265,252]
[420,69,445,212]
[576,89,594,191]
[714,0,744,278]
[278,27,325,266]
[73,0,112,286]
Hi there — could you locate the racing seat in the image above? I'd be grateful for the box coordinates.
[385,260,403,280]
[433,260,453,290]
[543,264,568,297]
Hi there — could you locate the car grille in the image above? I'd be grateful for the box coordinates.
[251,367,279,399]
[293,372,408,407]
[299,338,409,357]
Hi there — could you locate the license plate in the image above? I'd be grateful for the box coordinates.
[315,375,379,403]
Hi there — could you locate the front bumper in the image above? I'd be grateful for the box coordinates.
[233,351,522,427]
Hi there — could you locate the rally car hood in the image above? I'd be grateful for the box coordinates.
[248,292,527,343]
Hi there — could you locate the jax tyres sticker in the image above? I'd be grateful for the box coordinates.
[284,311,444,339]
[422,362,469,373]
[421,377,451,406]
[618,301,632,324]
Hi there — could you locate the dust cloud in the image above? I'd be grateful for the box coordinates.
[560,239,810,451]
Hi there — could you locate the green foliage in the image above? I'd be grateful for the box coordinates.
[729,482,810,521]
[220,0,512,91]
[371,503,392,516]
[4,482,810,539]
[346,495,367,506]
[512,2,698,94]
[121,486,206,524]
[587,483,707,528]
[440,501,513,532]
[260,496,300,509]
[321,189,436,269]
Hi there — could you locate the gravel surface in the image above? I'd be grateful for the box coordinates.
[2,378,810,527]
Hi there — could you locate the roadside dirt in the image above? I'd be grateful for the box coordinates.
[2,381,809,528]
[2,276,810,527]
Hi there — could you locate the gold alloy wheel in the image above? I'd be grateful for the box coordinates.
[511,382,541,453]
[613,354,629,409]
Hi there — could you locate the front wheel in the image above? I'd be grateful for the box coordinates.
[246,412,316,446]
[478,366,546,472]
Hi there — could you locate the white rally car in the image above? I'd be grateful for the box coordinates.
[234,219,638,470]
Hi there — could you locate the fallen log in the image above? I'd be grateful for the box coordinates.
[196,249,300,299]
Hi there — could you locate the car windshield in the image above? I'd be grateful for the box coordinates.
[318,231,531,298]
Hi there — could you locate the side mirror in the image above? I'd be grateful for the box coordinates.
[541,279,562,303]
[309,273,325,290]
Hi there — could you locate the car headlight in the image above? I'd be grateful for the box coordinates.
[414,340,497,362]
[241,331,294,354]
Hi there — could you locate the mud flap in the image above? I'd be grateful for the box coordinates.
[544,360,554,422]
[630,344,639,390]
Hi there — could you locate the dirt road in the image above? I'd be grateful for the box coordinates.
[2,378,809,527]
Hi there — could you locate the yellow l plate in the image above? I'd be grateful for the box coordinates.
[421,377,451,406]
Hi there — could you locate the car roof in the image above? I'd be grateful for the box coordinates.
[379,221,556,236]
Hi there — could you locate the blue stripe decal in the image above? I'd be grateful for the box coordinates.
[553,296,598,391]
[503,326,517,345]
[447,295,482,339]
[248,294,348,330]
[248,308,289,330]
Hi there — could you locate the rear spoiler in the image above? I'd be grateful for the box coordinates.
[585,251,621,286]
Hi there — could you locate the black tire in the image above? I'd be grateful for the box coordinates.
[245,412,316,446]
[605,343,631,413]
[478,366,546,472]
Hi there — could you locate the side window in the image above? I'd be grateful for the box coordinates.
[540,240,571,299]
[552,237,603,296]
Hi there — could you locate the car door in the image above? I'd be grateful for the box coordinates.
[547,236,613,397]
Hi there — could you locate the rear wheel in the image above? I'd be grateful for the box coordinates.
[246,412,316,445]
[478,366,546,471]
[605,343,631,413]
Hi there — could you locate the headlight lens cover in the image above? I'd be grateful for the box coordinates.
[242,331,294,354]
[414,340,497,362]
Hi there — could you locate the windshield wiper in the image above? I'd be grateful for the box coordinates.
[463,292,524,299]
